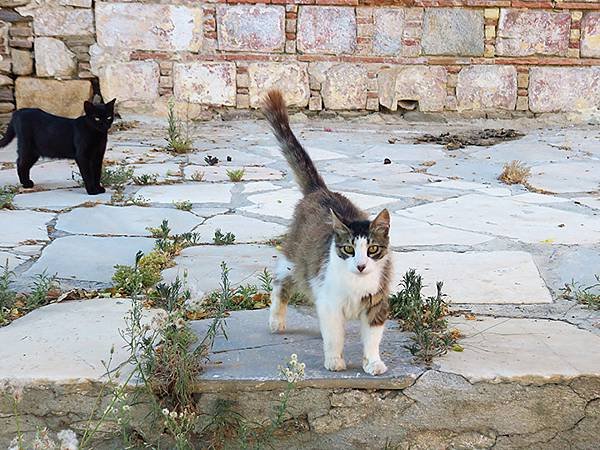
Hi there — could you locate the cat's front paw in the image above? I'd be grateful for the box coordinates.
[86,187,105,195]
[268,316,286,333]
[324,355,346,372]
[21,180,34,189]
[96,186,106,194]
[363,359,387,376]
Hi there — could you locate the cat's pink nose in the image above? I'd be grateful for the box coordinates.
[357,264,366,273]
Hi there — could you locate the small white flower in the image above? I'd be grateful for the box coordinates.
[162,408,169,416]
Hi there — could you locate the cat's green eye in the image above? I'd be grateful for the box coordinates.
[368,245,380,255]
[342,245,354,255]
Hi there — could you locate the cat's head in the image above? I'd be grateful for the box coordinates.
[84,98,116,132]
[330,209,390,276]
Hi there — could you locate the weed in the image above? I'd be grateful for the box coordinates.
[389,269,455,363]
[204,155,219,166]
[174,200,192,211]
[258,269,273,294]
[25,271,57,310]
[0,261,16,324]
[152,276,191,312]
[498,160,530,185]
[165,98,193,154]
[133,173,159,185]
[562,275,600,310]
[0,185,18,209]
[226,168,245,182]
[213,229,236,245]
[190,170,205,182]
[102,164,134,189]
[123,194,150,207]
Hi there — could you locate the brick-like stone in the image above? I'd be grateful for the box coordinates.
[529,67,600,113]
[581,13,600,58]
[15,78,92,117]
[0,75,12,86]
[422,8,484,56]
[34,37,76,78]
[10,48,32,75]
[321,64,367,110]
[373,8,422,57]
[378,66,447,112]
[309,95,322,111]
[217,5,284,53]
[456,65,517,111]
[496,9,571,57]
[24,7,94,37]
[247,62,309,108]
[96,2,202,52]
[99,61,159,104]
[298,6,356,55]
[173,62,236,106]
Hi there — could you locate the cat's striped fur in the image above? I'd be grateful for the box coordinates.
[263,90,392,375]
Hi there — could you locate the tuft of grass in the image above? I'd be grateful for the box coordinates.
[102,164,134,203]
[190,170,205,182]
[132,173,159,185]
[25,271,58,310]
[213,229,236,245]
[0,185,18,209]
[498,160,530,185]
[0,261,16,324]
[165,98,193,154]
[562,275,600,310]
[173,200,192,211]
[389,269,456,363]
[226,169,245,182]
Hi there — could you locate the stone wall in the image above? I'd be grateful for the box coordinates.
[1,0,600,118]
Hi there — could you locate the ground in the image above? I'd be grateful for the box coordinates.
[0,114,599,448]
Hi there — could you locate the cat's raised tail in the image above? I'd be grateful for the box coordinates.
[0,120,15,148]
[262,90,327,195]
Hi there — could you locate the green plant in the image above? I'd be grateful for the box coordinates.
[0,185,18,209]
[173,200,192,211]
[0,261,16,324]
[26,271,57,310]
[389,269,455,363]
[562,275,600,310]
[213,229,236,245]
[101,164,134,203]
[258,269,273,294]
[133,173,159,185]
[226,168,245,182]
[165,98,193,154]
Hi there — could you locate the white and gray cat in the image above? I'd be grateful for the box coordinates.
[263,90,392,376]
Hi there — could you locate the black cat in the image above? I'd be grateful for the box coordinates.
[0,99,116,195]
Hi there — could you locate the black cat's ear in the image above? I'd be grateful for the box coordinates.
[107,98,116,109]
[83,101,94,115]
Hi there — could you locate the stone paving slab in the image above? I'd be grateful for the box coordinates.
[193,214,286,244]
[188,149,275,166]
[0,251,28,271]
[25,235,155,283]
[0,161,79,190]
[529,162,600,194]
[135,183,234,204]
[192,308,422,390]
[393,251,552,304]
[162,244,280,298]
[13,189,112,211]
[0,298,146,382]
[183,165,284,182]
[0,210,54,247]
[55,205,203,236]
[439,316,600,382]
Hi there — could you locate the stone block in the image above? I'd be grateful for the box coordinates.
[581,12,600,58]
[34,37,76,78]
[529,67,600,113]
[15,78,92,117]
[298,6,356,55]
[456,65,517,111]
[99,61,159,104]
[496,9,571,57]
[378,66,447,112]
[96,2,202,52]
[422,8,484,56]
[10,48,31,75]
[321,64,367,110]
[173,62,236,106]
[26,7,94,37]
[217,5,284,53]
[247,62,309,108]
[373,8,422,56]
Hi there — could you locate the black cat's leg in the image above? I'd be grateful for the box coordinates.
[92,156,105,194]
[16,148,38,189]
[76,156,98,195]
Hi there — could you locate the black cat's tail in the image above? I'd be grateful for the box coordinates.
[262,90,327,196]
[0,119,15,148]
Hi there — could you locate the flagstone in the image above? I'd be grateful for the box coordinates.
[13,189,111,211]
[135,183,233,204]
[188,149,275,166]
[183,165,284,182]
[0,210,54,247]
[0,251,28,271]
[528,162,600,194]
[193,214,286,244]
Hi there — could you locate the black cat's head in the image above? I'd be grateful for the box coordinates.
[84,99,116,132]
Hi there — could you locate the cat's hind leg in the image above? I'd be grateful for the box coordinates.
[269,257,293,333]
[16,141,38,189]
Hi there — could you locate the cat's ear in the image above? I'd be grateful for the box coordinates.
[370,209,390,235]
[83,101,94,115]
[106,98,116,110]
[330,209,350,238]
